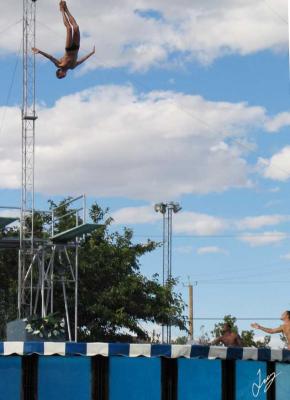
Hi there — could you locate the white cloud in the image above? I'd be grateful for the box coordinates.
[112,206,227,235]
[264,200,283,209]
[174,212,227,235]
[112,206,158,225]
[0,106,22,189]
[197,246,228,255]
[269,187,280,193]
[265,112,290,133]
[0,85,266,200]
[0,0,287,71]
[0,209,20,229]
[110,205,290,248]
[252,334,285,349]
[280,253,290,261]
[239,231,287,247]
[0,209,20,219]
[236,215,290,230]
[175,245,193,254]
[258,147,290,181]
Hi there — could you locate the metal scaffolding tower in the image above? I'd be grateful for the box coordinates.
[18,0,37,319]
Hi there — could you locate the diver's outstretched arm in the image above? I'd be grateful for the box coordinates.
[32,48,60,67]
[75,46,95,68]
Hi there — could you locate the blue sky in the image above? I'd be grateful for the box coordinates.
[1,0,290,345]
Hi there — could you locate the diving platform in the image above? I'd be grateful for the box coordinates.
[50,223,100,243]
[0,238,20,249]
[0,217,18,229]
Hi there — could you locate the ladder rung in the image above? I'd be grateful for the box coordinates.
[23,116,38,121]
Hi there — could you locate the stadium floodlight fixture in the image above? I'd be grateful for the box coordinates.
[154,203,167,214]
[172,202,182,213]
[167,201,182,213]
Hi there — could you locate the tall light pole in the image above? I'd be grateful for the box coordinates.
[154,201,182,343]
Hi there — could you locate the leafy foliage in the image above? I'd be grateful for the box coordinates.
[25,313,65,340]
[0,201,187,342]
[0,227,19,339]
[240,330,271,348]
[172,336,188,345]
[77,203,187,341]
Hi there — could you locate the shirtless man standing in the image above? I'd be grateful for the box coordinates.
[211,323,243,347]
[32,1,95,79]
[251,311,290,350]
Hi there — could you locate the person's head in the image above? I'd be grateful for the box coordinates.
[222,323,232,334]
[56,68,67,79]
[281,311,290,322]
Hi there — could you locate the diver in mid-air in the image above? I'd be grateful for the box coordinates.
[32,1,95,79]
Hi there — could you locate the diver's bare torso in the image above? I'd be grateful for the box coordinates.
[59,50,79,70]
[282,323,290,349]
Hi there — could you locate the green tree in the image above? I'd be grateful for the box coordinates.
[0,202,187,342]
[0,227,19,338]
[76,203,187,341]
[240,330,270,348]
[172,336,188,345]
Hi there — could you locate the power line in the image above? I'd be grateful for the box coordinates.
[189,260,289,277]
[130,60,290,181]
[132,233,290,238]
[36,19,92,54]
[172,104,290,179]
[191,275,290,285]
[0,41,22,136]
[34,9,290,183]
[0,19,22,36]
[195,275,290,284]
[261,0,288,25]
[195,281,290,285]
[185,265,290,283]
[195,267,290,281]
[186,317,281,321]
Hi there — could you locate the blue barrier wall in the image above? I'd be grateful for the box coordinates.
[236,360,267,400]
[109,357,161,400]
[0,356,21,400]
[38,356,91,400]
[178,359,222,400]
[0,343,290,399]
[276,363,290,400]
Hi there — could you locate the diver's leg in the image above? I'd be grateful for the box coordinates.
[63,3,80,46]
[72,23,80,47]
[61,7,73,49]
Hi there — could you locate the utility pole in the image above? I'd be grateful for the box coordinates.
[184,279,197,342]
[188,283,193,341]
